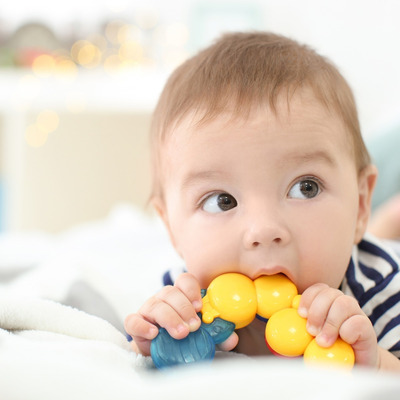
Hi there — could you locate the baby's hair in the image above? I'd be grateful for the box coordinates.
[150,31,371,199]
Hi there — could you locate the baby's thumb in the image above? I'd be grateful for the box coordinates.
[216,332,239,352]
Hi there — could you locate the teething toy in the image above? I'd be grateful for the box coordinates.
[150,273,355,369]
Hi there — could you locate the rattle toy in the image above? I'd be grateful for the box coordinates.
[150,273,355,369]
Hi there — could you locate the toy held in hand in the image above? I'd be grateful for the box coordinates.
[150,273,354,369]
[151,318,235,368]
[265,294,355,369]
[151,273,253,369]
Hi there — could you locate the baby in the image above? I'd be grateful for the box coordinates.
[125,32,400,371]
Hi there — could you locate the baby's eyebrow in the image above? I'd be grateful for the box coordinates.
[180,150,336,190]
[282,149,337,167]
[180,170,223,190]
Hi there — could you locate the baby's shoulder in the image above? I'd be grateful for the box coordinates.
[356,233,400,277]
[345,233,400,306]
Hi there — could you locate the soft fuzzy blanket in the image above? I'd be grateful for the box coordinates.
[0,205,399,399]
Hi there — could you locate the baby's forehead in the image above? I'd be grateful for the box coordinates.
[161,105,353,177]
[163,92,350,146]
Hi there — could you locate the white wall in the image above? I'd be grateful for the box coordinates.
[260,0,400,138]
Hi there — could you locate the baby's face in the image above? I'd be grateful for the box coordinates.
[157,92,368,292]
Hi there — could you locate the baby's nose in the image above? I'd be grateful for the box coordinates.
[242,209,290,249]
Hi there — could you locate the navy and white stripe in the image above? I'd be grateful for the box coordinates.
[342,233,400,358]
[163,266,186,286]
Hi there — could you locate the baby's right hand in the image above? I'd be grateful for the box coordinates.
[124,273,203,355]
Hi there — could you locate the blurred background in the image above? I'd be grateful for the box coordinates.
[0,0,399,232]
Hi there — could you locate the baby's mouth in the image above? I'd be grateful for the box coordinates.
[252,267,295,283]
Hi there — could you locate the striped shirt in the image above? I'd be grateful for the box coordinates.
[342,233,400,358]
[163,233,400,359]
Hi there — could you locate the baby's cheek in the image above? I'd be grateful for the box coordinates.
[184,250,236,288]
[302,247,349,289]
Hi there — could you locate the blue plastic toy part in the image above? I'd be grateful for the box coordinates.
[150,317,235,369]
[151,327,215,369]
[201,317,235,344]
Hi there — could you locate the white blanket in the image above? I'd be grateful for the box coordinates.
[0,205,399,399]
[0,296,147,399]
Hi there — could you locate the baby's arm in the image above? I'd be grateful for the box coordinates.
[124,273,203,355]
[298,283,400,371]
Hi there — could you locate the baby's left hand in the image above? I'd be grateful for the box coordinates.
[298,283,378,368]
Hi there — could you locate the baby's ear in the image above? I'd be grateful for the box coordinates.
[151,196,167,223]
[354,164,378,243]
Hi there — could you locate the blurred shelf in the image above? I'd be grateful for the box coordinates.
[0,68,170,112]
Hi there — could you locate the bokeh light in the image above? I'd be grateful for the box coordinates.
[32,54,56,75]
[55,58,78,77]
[89,34,108,53]
[71,40,102,69]
[0,8,192,74]
[103,54,121,74]
[25,124,48,148]
[119,40,143,63]
[36,109,60,134]
[25,109,60,147]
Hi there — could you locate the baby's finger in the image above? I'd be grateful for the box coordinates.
[316,295,363,347]
[124,313,158,340]
[216,332,239,352]
[130,334,155,356]
[137,286,201,338]
[124,313,159,355]
[305,287,344,337]
[140,299,189,339]
[298,283,330,318]
[339,315,378,366]
[174,272,203,311]
[154,285,201,331]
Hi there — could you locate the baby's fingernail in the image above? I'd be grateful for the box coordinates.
[149,326,158,337]
[174,324,187,335]
[307,324,319,337]
[192,300,203,310]
[297,307,308,318]
[316,333,332,347]
[188,317,201,331]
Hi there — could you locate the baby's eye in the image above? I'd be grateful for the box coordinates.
[202,193,238,213]
[288,179,320,199]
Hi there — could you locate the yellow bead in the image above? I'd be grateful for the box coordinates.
[254,274,298,319]
[202,273,257,329]
[291,294,302,310]
[265,307,313,357]
[303,338,355,369]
